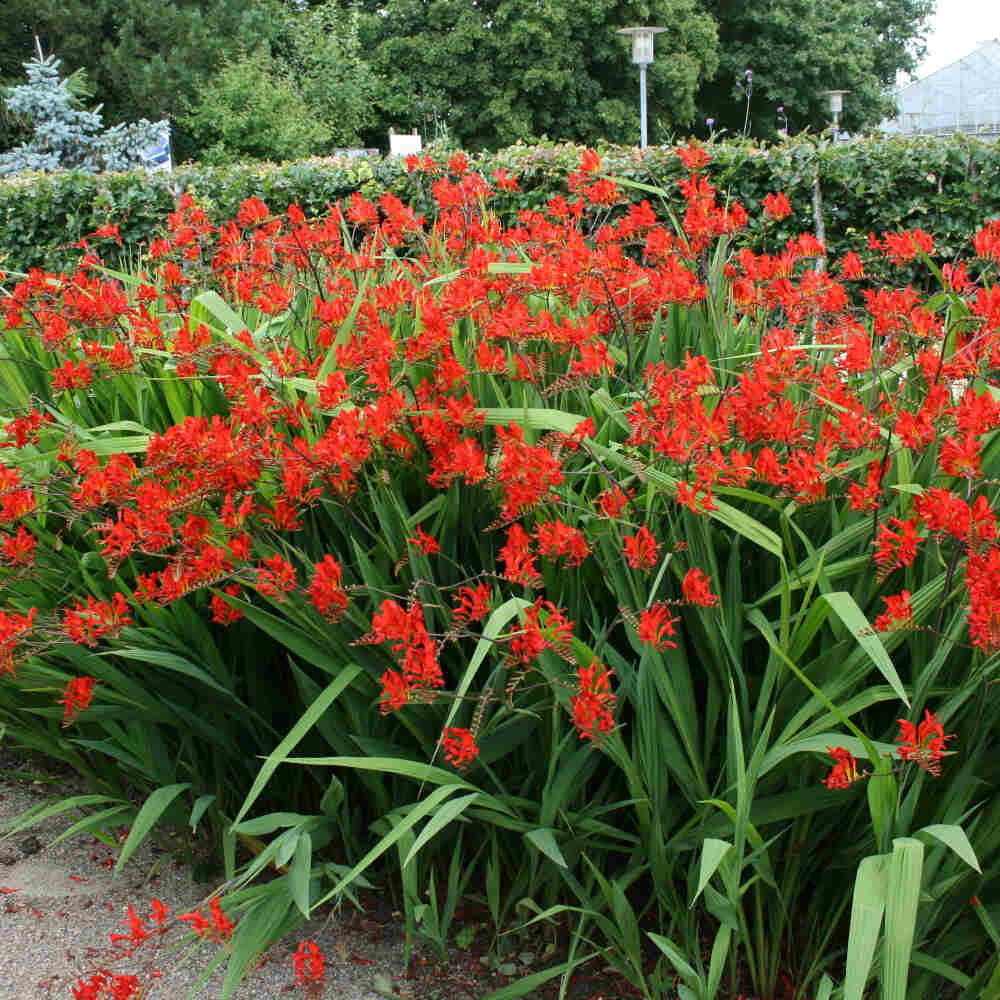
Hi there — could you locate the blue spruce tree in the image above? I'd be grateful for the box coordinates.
[0,50,167,175]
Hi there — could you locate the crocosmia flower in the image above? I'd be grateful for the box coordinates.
[637,603,678,650]
[897,710,953,775]
[441,727,479,768]
[623,525,659,572]
[682,567,718,606]
[763,191,792,220]
[571,659,616,742]
[60,676,96,726]
[293,939,326,986]
[824,746,862,789]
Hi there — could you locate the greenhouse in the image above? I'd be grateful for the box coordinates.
[882,38,1000,136]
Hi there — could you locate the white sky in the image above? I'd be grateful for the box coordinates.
[913,0,1000,77]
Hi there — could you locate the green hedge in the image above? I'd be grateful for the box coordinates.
[2,133,1000,276]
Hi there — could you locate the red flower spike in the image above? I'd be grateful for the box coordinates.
[408,526,441,555]
[60,677,96,726]
[536,519,589,566]
[824,746,862,790]
[623,526,659,572]
[293,939,326,985]
[309,555,348,622]
[896,710,953,776]
[441,727,479,768]
[451,584,491,628]
[682,567,719,607]
[571,659,616,742]
[874,591,913,632]
[762,191,792,220]
[209,898,235,939]
[637,603,678,650]
[595,486,633,518]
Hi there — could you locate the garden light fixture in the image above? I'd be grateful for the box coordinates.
[617,26,666,150]
[824,90,849,136]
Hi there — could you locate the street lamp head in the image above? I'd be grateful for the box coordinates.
[616,26,667,66]
[823,90,850,115]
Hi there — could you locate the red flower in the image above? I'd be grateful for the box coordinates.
[73,973,143,1000]
[210,584,244,626]
[178,898,234,940]
[579,148,602,173]
[623,526,659,572]
[637,603,678,650]
[840,251,864,280]
[2,525,36,565]
[51,359,94,392]
[408,526,441,555]
[60,676,96,726]
[64,594,132,647]
[874,517,923,574]
[596,486,633,518]
[451,583,491,628]
[682,567,718,606]
[570,659,616,742]
[257,555,297,600]
[209,898,235,938]
[874,591,912,631]
[150,898,169,926]
[897,710,953,776]
[441,727,479,768]
[536,519,589,566]
[939,433,982,479]
[178,907,211,937]
[823,746,862,789]
[762,191,792,220]
[499,523,541,587]
[379,668,410,714]
[493,167,520,191]
[309,555,348,622]
[294,940,326,986]
[237,197,270,227]
[676,139,712,171]
[495,423,564,518]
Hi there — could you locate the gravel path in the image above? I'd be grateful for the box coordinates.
[0,763,413,1000]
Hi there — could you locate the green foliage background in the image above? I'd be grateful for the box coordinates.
[1,0,936,160]
[2,134,999,277]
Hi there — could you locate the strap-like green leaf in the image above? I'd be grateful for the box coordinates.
[230,669,361,829]
[693,838,732,905]
[823,592,909,707]
[115,782,191,874]
[525,827,568,869]
[844,853,889,1000]
[402,792,480,869]
[884,838,924,1000]
[917,824,980,872]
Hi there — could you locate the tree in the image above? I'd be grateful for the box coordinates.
[696,0,935,138]
[97,0,284,161]
[270,1,378,149]
[0,51,166,175]
[178,46,331,164]
[356,0,719,150]
[0,0,106,152]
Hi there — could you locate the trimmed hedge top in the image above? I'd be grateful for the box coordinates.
[2,133,999,276]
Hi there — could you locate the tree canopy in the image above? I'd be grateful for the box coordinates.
[355,0,719,149]
[0,0,936,161]
[0,52,166,175]
[696,0,935,137]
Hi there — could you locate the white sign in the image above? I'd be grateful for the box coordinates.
[143,125,172,172]
[389,132,422,156]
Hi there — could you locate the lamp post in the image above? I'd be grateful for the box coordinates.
[617,26,666,150]
[824,90,849,138]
